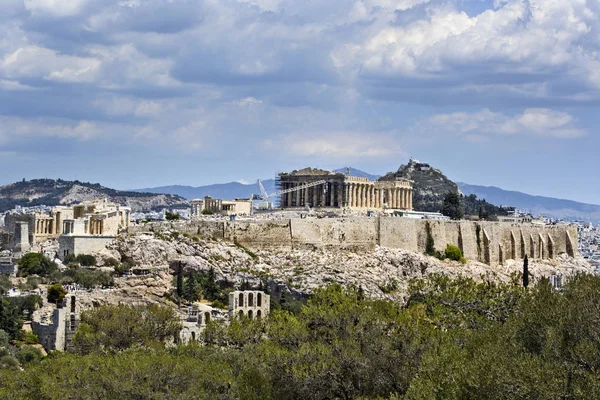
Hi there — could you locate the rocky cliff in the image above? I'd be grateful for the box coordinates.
[97,231,593,303]
[0,179,188,212]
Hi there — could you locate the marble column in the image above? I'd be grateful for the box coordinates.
[409,190,413,210]
[360,185,365,208]
[287,184,293,207]
[295,184,301,207]
[390,189,396,209]
[329,183,335,207]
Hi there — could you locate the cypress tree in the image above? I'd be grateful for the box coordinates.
[184,275,198,302]
[176,261,184,298]
[523,255,529,288]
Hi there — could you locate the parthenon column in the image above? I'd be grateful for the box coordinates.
[399,189,404,209]
[329,183,335,207]
[287,184,293,207]
[405,189,409,209]
[390,189,396,209]
[347,184,353,207]
[295,184,301,207]
[369,187,374,208]
[361,184,366,208]
[398,188,403,209]
[379,189,384,209]
[409,190,413,210]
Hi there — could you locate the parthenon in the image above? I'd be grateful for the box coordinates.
[278,168,413,210]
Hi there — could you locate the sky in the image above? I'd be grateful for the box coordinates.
[0,0,599,204]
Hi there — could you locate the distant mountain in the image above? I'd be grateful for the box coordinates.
[458,183,600,223]
[332,167,381,181]
[135,167,379,200]
[136,180,276,201]
[0,179,188,213]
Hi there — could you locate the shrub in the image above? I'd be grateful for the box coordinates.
[165,211,180,221]
[104,257,119,267]
[444,244,463,262]
[47,284,67,305]
[201,209,213,215]
[17,253,56,277]
[16,346,42,365]
[76,254,97,267]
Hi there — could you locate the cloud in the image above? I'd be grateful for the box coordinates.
[267,131,405,159]
[332,0,600,100]
[24,0,89,17]
[1,46,101,83]
[428,108,587,139]
[0,117,100,142]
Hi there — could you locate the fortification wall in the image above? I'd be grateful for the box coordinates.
[126,218,578,266]
[290,218,377,251]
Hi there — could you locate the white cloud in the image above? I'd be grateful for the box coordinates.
[268,131,404,159]
[230,97,263,107]
[168,121,209,152]
[428,108,586,139]
[24,0,89,17]
[1,46,100,83]
[0,117,100,142]
[332,0,600,88]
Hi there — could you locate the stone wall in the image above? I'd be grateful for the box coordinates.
[127,218,578,266]
[58,235,117,260]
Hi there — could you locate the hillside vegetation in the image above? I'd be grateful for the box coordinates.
[3,275,600,399]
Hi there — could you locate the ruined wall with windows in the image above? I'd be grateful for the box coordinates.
[229,290,270,320]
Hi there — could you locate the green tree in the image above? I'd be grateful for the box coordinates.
[17,253,56,277]
[523,255,529,288]
[74,304,182,354]
[176,262,184,298]
[165,211,180,221]
[47,284,67,305]
[425,221,435,256]
[441,192,464,220]
[0,297,22,339]
[184,276,199,302]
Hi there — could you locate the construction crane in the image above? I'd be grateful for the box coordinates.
[257,179,327,201]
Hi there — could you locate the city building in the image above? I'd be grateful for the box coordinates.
[278,167,413,210]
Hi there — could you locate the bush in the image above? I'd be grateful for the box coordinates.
[114,262,132,277]
[104,257,119,268]
[201,209,213,215]
[444,244,463,262]
[76,254,97,267]
[17,253,56,277]
[47,284,67,305]
[165,212,180,221]
[17,346,42,365]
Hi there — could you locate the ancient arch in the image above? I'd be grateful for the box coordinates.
[248,310,253,320]
[257,293,262,307]
[257,310,262,320]
[239,293,244,307]
[248,292,254,307]
[191,332,196,341]
[521,231,527,259]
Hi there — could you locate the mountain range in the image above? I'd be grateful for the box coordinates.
[134,165,600,223]
[0,179,188,213]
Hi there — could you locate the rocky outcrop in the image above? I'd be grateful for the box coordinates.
[106,231,594,303]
